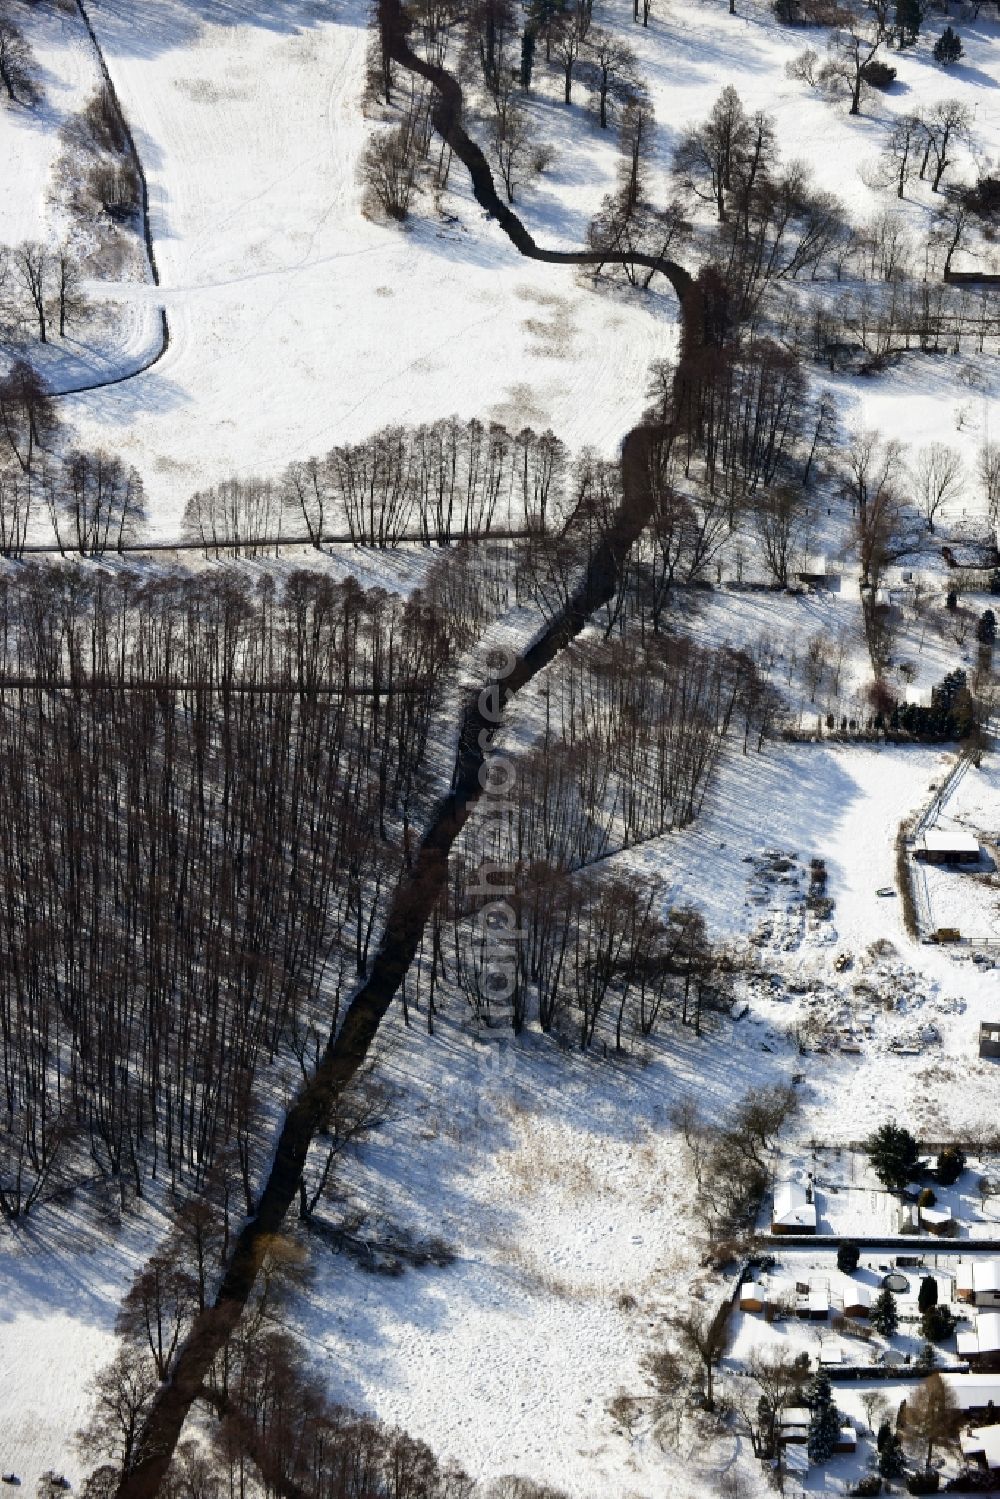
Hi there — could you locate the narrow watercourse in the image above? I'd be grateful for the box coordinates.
[114,7,706,1493]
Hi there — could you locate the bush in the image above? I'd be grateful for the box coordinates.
[933,26,963,64]
[964,178,1000,221]
[907,1474,941,1495]
[838,1241,861,1273]
[87,160,141,219]
[920,1304,955,1344]
[861,59,897,88]
[936,1146,966,1186]
[854,1479,883,1497]
[918,1187,937,1208]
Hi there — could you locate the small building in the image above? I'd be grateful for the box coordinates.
[834,1426,857,1455]
[740,1280,765,1313]
[771,1181,817,1235]
[779,1408,811,1446]
[980,1023,1000,1061]
[804,1287,830,1321]
[914,828,981,865]
[962,1426,1000,1472]
[843,1283,872,1318]
[957,1312,1000,1372]
[920,1204,954,1237]
[942,1374,1000,1417]
[957,1260,1000,1307]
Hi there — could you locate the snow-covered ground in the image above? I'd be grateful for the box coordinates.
[3,0,1000,1492]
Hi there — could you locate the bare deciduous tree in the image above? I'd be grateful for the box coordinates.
[912,442,963,531]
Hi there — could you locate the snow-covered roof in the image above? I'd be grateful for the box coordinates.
[842,1280,871,1308]
[957,1314,1000,1358]
[919,828,980,855]
[838,1426,857,1448]
[781,1407,811,1427]
[969,1261,1000,1294]
[772,1181,817,1230]
[963,1427,1000,1469]
[977,1313,1000,1353]
[943,1374,1000,1410]
[920,1205,953,1226]
[808,1288,830,1314]
[784,1446,809,1474]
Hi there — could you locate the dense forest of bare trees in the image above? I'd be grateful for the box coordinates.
[0,567,452,1220]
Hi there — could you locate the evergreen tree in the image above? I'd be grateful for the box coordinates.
[896,0,922,44]
[921,1304,955,1344]
[879,1427,906,1478]
[865,1122,919,1193]
[871,1287,899,1338]
[918,1276,938,1314]
[936,1145,966,1185]
[933,25,964,63]
[977,608,997,645]
[806,1371,841,1463]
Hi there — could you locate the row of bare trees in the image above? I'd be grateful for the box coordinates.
[0,567,453,1219]
[185,418,571,552]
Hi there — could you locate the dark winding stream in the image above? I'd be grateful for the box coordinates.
[115,7,702,1492]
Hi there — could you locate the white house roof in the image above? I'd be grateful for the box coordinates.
[977,1312,1000,1353]
[942,1374,1000,1410]
[920,1205,953,1226]
[781,1407,811,1428]
[958,1330,980,1358]
[772,1181,817,1230]
[975,1262,1000,1295]
[963,1427,1000,1469]
[785,1446,809,1474]
[808,1288,830,1314]
[841,1280,872,1308]
[920,828,980,855]
[957,1262,975,1294]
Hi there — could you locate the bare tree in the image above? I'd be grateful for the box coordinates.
[360,124,419,222]
[54,245,87,338]
[903,1373,961,1475]
[822,18,890,116]
[673,86,752,222]
[977,441,1000,532]
[672,1305,729,1411]
[912,443,963,531]
[583,30,639,129]
[15,242,49,342]
[920,99,972,192]
[882,113,924,199]
[488,75,533,203]
[76,1346,159,1472]
[0,15,42,106]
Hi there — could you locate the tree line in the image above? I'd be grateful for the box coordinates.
[185,417,571,554]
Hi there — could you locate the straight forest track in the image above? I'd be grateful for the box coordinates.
[114,8,704,1494]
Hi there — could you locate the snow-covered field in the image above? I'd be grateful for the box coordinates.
[3,0,1000,1492]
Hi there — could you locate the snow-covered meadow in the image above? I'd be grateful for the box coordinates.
[2,0,1000,1493]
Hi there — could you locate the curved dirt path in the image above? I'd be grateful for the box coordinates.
[115,13,704,1496]
[49,2,169,398]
